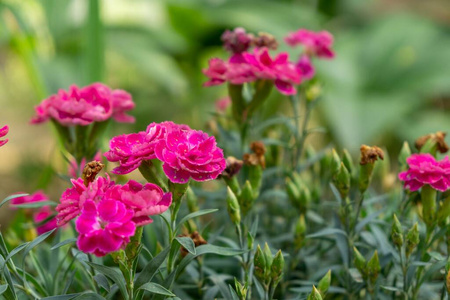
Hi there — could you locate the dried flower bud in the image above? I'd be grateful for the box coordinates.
[221,156,244,179]
[415,131,449,154]
[367,250,381,284]
[221,27,254,54]
[252,32,278,50]
[405,223,420,258]
[82,161,104,186]
[307,286,323,300]
[360,145,384,165]
[226,187,241,225]
[353,247,367,278]
[317,270,331,296]
[391,214,403,248]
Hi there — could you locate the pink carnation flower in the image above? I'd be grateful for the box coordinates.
[76,199,136,257]
[221,27,254,54]
[0,125,8,147]
[56,175,114,226]
[11,191,48,208]
[106,180,172,226]
[285,29,335,59]
[34,206,58,235]
[31,83,135,126]
[398,154,450,192]
[105,122,185,175]
[296,55,315,80]
[203,58,228,87]
[155,128,226,184]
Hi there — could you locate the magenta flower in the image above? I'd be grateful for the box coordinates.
[31,83,135,126]
[296,55,315,80]
[221,27,254,54]
[107,180,172,226]
[76,199,136,257]
[284,29,335,59]
[0,125,8,147]
[56,175,114,226]
[155,128,226,184]
[34,206,58,235]
[203,58,229,87]
[398,154,450,192]
[10,191,49,208]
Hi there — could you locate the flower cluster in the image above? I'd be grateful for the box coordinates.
[0,125,8,147]
[203,27,335,95]
[105,121,226,184]
[56,175,171,256]
[10,191,58,235]
[31,83,135,126]
[398,154,450,192]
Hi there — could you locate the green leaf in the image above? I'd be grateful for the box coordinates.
[41,294,80,300]
[22,229,56,263]
[306,228,347,239]
[134,246,170,290]
[13,201,57,209]
[73,293,105,300]
[174,237,196,255]
[1,242,29,268]
[138,282,175,297]
[87,263,127,299]
[93,274,110,292]
[0,193,28,209]
[175,209,218,233]
[0,284,8,295]
[0,255,17,300]
[51,238,77,250]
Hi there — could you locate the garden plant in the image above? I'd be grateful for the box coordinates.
[1,22,450,300]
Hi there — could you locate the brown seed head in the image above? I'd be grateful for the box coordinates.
[360,145,384,165]
[415,131,449,154]
[244,141,266,168]
[252,32,278,50]
[82,161,104,187]
[220,156,244,179]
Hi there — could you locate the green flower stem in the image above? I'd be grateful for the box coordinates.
[412,227,434,299]
[289,95,301,168]
[138,161,168,191]
[398,246,409,299]
[352,193,365,234]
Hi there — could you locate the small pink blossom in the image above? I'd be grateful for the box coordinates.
[34,206,58,235]
[203,58,228,87]
[296,55,315,80]
[31,83,135,126]
[56,175,114,226]
[106,180,172,226]
[398,154,450,192]
[0,125,8,147]
[76,199,136,257]
[221,27,254,54]
[155,127,226,184]
[215,97,231,113]
[11,191,48,208]
[285,29,335,59]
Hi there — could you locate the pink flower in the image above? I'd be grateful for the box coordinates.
[296,55,315,80]
[0,125,8,147]
[31,83,135,126]
[106,180,172,226]
[203,58,228,87]
[56,175,114,226]
[221,27,254,54]
[11,191,48,208]
[398,154,450,192]
[215,97,231,113]
[285,29,335,59]
[76,199,136,257]
[155,127,226,184]
[34,206,58,235]
[243,48,302,95]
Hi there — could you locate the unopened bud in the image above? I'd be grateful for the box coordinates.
[330,149,341,176]
[334,163,350,199]
[254,245,266,282]
[305,83,322,102]
[353,247,367,278]
[286,178,300,206]
[234,278,248,300]
[248,165,263,198]
[294,215,306,249]
[317,270,331,296]
[239,181,255,216]
[391,214,403,248]
[263,243,273,280]
[342,149,354,175]
[307,286,323,300]
[405,223,420,258]
[367,250,381,284]
[226,187,241,225]
[271,250,284,283]
[398,141,411,170]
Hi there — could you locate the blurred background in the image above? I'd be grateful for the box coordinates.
[0,0,449,223]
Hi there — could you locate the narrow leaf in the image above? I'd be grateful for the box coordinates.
[174,237,196,255]
[138,282,175,297]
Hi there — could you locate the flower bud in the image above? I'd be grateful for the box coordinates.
[305,83,322,102]
[239,180,255,216]
[263,243,273,279]
[271,250,284,284]
[416,131,449,155]
[168,181,189,203]
[286,178,300,206]
[421,185,437,227]
[367,250,381,284]
[249,165,263,198]
[391,214,403,248]
[221,156,244,179]
[226,187,241,225]
[342,149,354,175]
[330,149,341,177]
[254,245,266,282]
[247,232,254,250]
[317,270,331,296]
[405,222,420,258]
[353,247,367,278]
[298,184,312,214]
[398,141,411,170]
[294,215,306,249]
[186,187,199,213]
[234,278,248,300]
[334,163,350,199]
[307,286,323,300]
